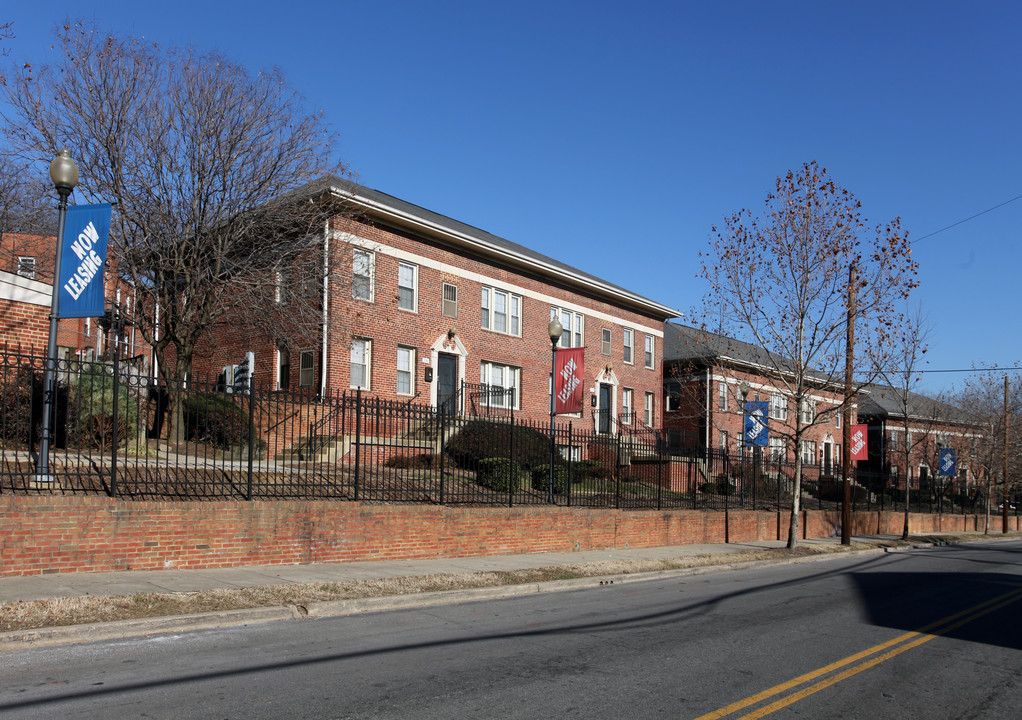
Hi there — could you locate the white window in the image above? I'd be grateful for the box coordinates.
[644,392,654,427]
[800,440,817,465]
[719,430,729,452]
[16,256,35,279]
[623,328,634,364]
[622,388,633,425]
[799,398,816,424]
[442,283,458,317]
[770,393,787,421]
[551,307,583,348]
[769,437,785,461]
[890,432,899,452]
[481,286,521,336]
[397,346,414,395]
[834,408,842,428]
[352,249,374,301]
[398,262,417,311]
[480,361,520,409]
[350,337,371,389]
[274,270,289,305]
[299,350,315,388]
[718,381,728,411]
[644,335,654,369]
[601,328,612,355]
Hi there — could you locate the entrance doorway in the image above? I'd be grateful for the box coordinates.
[437,352,458,415]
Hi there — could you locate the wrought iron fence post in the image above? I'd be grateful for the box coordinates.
[615,433,621,510]
[438,402,446,505]
[246,383,256,500]
[354,388,362,501]
[110,349,120,498]
[656,430,663,511]
[508,410,515,508]
[567,423,573,507]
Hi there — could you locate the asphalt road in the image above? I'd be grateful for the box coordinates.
[2,541,1021,719]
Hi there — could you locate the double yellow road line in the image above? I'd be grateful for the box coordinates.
[694,585,1022,719]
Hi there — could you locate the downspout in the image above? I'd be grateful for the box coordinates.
[320,222,330,398]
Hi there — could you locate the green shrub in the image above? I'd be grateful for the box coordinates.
[445,420,551,470]
[0,367,36,445]
[477,457,525,494]
[182,392,248,448]
[384,453,433,469]
[70,363,139,448]
[577,459,612,481]
[532,465,571,494]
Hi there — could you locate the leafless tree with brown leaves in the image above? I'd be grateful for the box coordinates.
[2,22,348,438]
[699,161,919,548]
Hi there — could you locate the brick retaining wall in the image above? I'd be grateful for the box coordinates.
[0,496,1017,577]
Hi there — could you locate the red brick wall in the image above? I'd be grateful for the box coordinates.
[2,496,1012,577]
[0,297,50,350]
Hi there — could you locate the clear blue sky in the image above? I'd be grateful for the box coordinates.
[5,1,1020,393]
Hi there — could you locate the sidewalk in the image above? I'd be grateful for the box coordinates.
[0,536,868,605]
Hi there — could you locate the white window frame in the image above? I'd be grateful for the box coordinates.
[644,392,654,427]
[799,398,816,425]
[397,346,415,396]
[800,440,817,465]
[644,335,654,369]
[719,381,728,412]
[352,249,374,302]
[622,388,633,425]
[623,328,634,364]
[16,256,36,279]
[350,337,371,390]
[398,262,418,312]
[551,307,584,348]
[601,328,612,356]
[719,430,728,452]
[277,345,291,391]
[299,349,315,388]
[442,282,458,318]
[768,436,785,462]
[480,360,520,409]
[481,286,521,337]
[770,393,787,421]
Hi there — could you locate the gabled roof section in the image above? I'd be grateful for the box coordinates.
[297,175,680,321]
[663,322,833,384]
[857,383,973,425]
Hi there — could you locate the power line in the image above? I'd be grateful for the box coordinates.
[914,192,1022,242]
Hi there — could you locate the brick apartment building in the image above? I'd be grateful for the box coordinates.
[856,383,983,492]
[191,177,679,431]
[662,322,848,469]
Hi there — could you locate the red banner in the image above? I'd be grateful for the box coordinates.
[850,424,869,461]
[554,347,585,414]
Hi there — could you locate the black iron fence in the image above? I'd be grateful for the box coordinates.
[0,349,1009,515]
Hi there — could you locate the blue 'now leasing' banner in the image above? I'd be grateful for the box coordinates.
[58,203,112,318]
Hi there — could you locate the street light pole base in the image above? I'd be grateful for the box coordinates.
[29,474,56,489]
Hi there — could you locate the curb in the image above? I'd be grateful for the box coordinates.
[0,544,895,652]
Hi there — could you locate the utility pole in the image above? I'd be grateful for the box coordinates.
[1004,375,1010,533]
[841,263,856,545]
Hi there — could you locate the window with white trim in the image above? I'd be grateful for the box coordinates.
[770,393,787,420]
[442,283,458,317]
[644,392,654,427]
[16,256,35,279]
[481,286,521,336]
[768,436,785,461]
[719,430,728,452]
[623,328,634,364]
[277,345,290,391]
[890,432,899,452]
[799,398,816,424]
[480,361,520,409]
[352,249,374,301]
[398,262,417,311]
[834,408,841,428]
[718,381,728,411]
[350,337,371,389]
[622,388,633,425]
[601,328,612,355]
[397,346,415,395]
[800,440,817,465]
[299,350,315,388]
[644,335,654,369]
[551,307,583,348]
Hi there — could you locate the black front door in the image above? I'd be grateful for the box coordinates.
[437,353,458,415]
[598,383,612,434]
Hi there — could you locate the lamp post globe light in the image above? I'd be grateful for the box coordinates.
[547,317,563,505]
[35,149,80,485]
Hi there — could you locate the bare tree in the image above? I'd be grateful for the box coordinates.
[2,23,345,390]
[1,21,13,55]
[700,161,918,547]
[873,306,932,538]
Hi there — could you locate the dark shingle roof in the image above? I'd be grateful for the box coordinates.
[856,384,971,424]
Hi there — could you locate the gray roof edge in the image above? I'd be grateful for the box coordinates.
[318,177,680,320]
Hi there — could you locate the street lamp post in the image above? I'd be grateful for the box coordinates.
[548,318,563,506]
[34,149,80,485]
[740,381,750,507]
